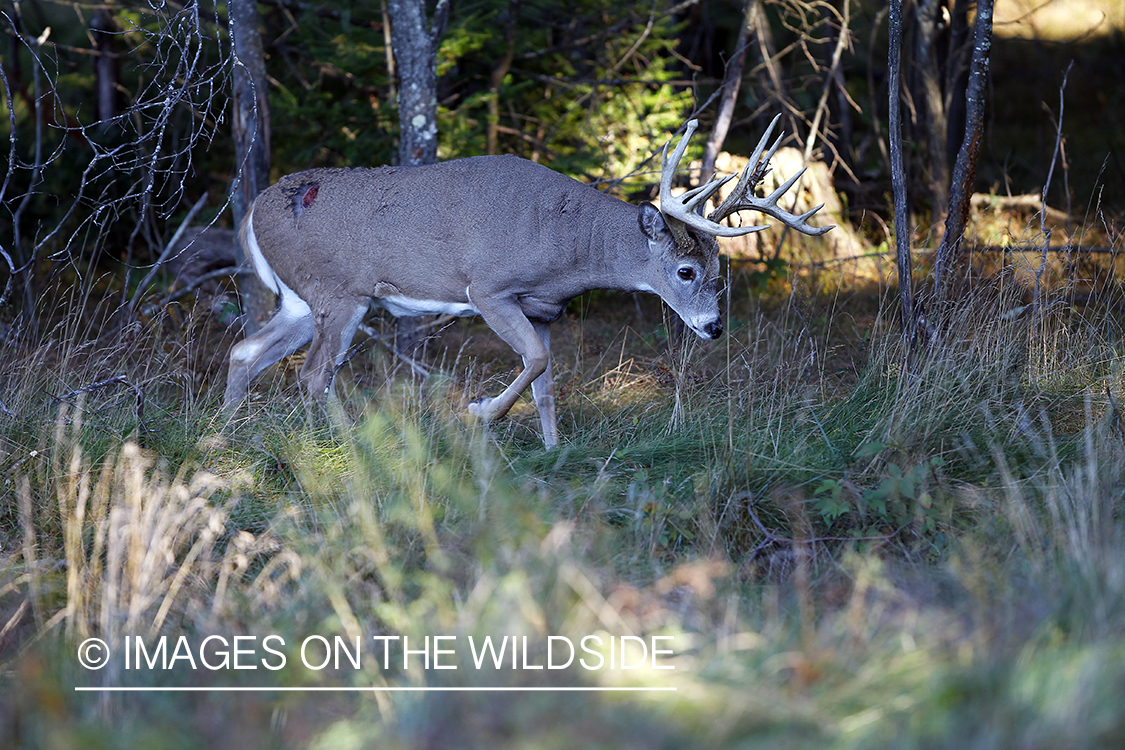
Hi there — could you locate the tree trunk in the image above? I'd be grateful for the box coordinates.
[934,0,993,306]
[230,0,274,335]
[91,9,118,131]
[823,0,855,169]
[944,0,972,165]
[701,0,756,183]
[916,0,949,230]
[387,0,446,166]
[487,0,521,155]
[748,1,794,136]
[386,0,448,355]
[888,0,915,355]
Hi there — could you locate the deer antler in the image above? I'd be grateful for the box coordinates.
[659,116,833,241]
[708,115,834,237]
[660,120,766,242]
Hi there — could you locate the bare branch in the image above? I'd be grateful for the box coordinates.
[128,192,210,315]
[53,375,146,431]
[1032,60,1073,328]
[157,266,252,308]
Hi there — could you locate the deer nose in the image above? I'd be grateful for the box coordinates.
[704,319,723,339]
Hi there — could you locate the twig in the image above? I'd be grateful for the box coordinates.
[967,244,1118,255]
[0,54,14,306]
[866,6,890,177]
[54,376,145,431]
[5,0,239,320]
[541,0,699,152]
[700,0,755,183]
[795,249,893,268]
[338,321,445,380]
[518,0,700,61]
[357,322,438,379]
[770,1,851,260]
[9,23,48,314]
[0,247,15,309]
[591,85,727,192]
[127,192,210,315]
[802,0,849,167]
[0,54,17,210]
[156,266,253,308]
[739,491,908,558]
[1033,61,1073,327]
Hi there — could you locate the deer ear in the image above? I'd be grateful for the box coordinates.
[639,202,669,241]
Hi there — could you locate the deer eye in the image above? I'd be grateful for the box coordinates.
[678,267,696,281]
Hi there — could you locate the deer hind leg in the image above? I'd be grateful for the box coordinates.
[465,293,551,436]
[224,289,314,411]
[299,300,368,402]
[528,321,558,448]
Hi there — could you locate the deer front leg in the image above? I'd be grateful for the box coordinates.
[466,294,550,432]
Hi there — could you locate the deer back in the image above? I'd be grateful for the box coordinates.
[250,157,663,311]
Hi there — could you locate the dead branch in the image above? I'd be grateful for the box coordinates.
[53,375,146,431]
[127,192,210,315]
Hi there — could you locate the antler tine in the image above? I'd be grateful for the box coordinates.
[681,173,736,210]
[723,166,835,237]
[746,114,784,183]
[659,119,699,201]
[659,119,771,239]
[711,115,784,221]
[707,115,834,237]
[660,120,736,218]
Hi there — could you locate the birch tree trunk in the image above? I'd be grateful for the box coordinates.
[386,0,449,355]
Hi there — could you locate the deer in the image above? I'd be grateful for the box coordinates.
[223,116,831,447]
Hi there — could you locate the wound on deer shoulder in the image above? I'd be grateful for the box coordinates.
[302,184,318,209]
[289,183,320,219]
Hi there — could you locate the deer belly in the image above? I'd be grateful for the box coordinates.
[374,294,480,318]
[517,294,566,323]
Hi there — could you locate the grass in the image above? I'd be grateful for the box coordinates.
[2,243,1125,749]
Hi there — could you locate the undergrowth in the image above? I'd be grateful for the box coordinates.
[2,267,1125,749]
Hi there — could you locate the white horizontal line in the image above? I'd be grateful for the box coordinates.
[75,686,677,693]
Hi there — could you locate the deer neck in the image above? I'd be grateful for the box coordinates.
[580,201,657,293]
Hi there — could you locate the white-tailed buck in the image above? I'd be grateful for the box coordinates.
[224,117,831,447]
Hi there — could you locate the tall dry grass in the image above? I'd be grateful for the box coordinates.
[1,243,1124,746]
